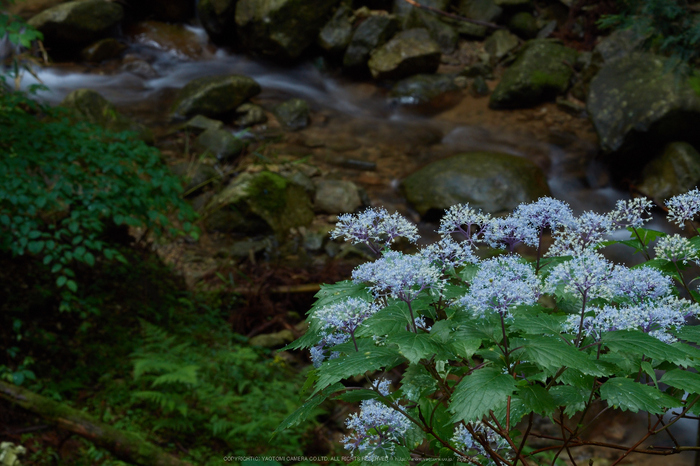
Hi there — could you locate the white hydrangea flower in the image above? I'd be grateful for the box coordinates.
[608,197,653,229]
[545,250,615,300]
[343,400,411,457]
[547,211,615,257]
[666,188,700,227]
[655,234,698,264]
[331,207,418,253]
[439,203,491,243]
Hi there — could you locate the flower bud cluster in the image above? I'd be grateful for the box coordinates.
[666,188,700,226]
[343,399,411,458]
[331,208,418,253]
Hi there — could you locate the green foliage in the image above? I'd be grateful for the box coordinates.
[600,0,700,71]
[0,90,197,311]
[130,321,320,456]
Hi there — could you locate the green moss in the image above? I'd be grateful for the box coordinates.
[245,171,288,214]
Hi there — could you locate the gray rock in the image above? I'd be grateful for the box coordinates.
[587,53,700,156]
[343,14,398,69]
[274,98,311,131]
[490,39,578,109]
[318,5,354,55]
[61,89,153,143]
[638,142,700,201]
[80,38,126,62]
[197,128,245,162]
[508,11,538,39]
[234,103,268,127]
[390,73,460,104]
[235,0,340,60]
[198,0,237,43]
[368,28,441,80]
[28,0,123,48]
[456,0,502,24]
[402,152,550,215]
[471,75,490,96]
[314,179,362,214]
[411,9,458,53]
[393,0,449,23]
[484,29,519,62]
[180,115,224,133]
[204,171,314,235]
[170,75,261,119]
[169,162,220,196]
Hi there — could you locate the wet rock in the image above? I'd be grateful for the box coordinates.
[126,21,204,59]
[484,29,519,62]
[204,171,314,236]
[318,5,354,55]
[80,38,126,62]
[274,98,311,131]
[169,161,220,197]
[460,62,493,79]
[234,103,268,127]
[343,14,398,69]
[121,56,157,78]
[61,89,153,143]
[235,0,340,60]
[170,75,262,119]
[638,142,700,201]
[28,0,123,49]
[490,39,578,109]
[402,152,550,216]
[456,0,502,24]
[393,0,448,24]
[196,128,245,162]
[508,11,538,39]
[198,0,237,43]
[390,73,459,104]
[405,10,458,54]
[368,28,441,80]
[180,115,224,133]
[314,179,363,214]
[587,53,700,159]
[471,76,490,96]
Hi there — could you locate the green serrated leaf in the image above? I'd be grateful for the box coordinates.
[602,330,691,365]
[316,347,404,393]
[549,385,589,417]
[334,389,383,403]
[517,384,557,418]
[523,336,608,376]
[600,377,681,413]
[660,369,700,394]
[509,311,567,336]
[387,331,442,364]
[273,382,344,436]
[450,367,516,423]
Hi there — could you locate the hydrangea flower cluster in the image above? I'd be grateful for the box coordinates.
[331,208,419,254]
[461,255,540,318]
[547,211,615,257]
[608,198,653,229]
[451,423,512,460]
[512,197,575,242]
[655,234,698,264]
[343,399,412,458]
[352,250,444,302]
[310,297,380,367]
[438,203,491,244]
[420,236,479,270]
[545,251,615,300]
[666,188,700,227]
[610,266,673,304]
[482,216,537,251]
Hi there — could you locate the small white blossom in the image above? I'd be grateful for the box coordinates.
[343,400,411,457]
[513,197,575,240]
[655,234,698,264]
[420,236,479,270]
[545,251,615,300]
[547,211,614,257]
[439,204,491,243]
[666,188,700,227]
[482,215,537,251]
[372,378,392,396]
[461,255,541,318]
[609,197,653,229]
[611,266,673,304]
[352,250,445,302]
[331,207,418,253]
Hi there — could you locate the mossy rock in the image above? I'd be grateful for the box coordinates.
[274,98,311,131]
[343,14,398,69]
[402,152,550,216]
[61,89,153,143]
[198,0,237,43]
[80,38,126,62]
[368,28,441,80]
[390,73,460,104]
[638,142,700,201]
[204,171,314,235]
[170,75,261,119]
[490,39,578,109]
[28,0,124,47]
[235,0,340,60]
[196,128,245,162]
[318,5,354,55]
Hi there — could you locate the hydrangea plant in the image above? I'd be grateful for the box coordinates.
[277,191,700,465]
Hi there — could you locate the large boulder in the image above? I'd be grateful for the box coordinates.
[170,75,261,119]
[490,39,578,109]
[235,0,340,60]
[198,0,238,43]
[196,128,245,162]
[402,152,550,216]
[587,52,700,162]
[638,142,700,202]
[390,73,460,105]
[28,0,123,49]
[61,89,153,143]
[343,14,398,69]
[203,171,314,236]
[314,179,363,214]
[368,28,441,80]
[456,0,502,24]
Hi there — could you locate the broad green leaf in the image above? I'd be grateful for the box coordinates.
[602,330,691,365]
[310,280,373,312]
[56,275,67,287]
[66,280,77,293]
[550,385,589,417]
[517,384,557,418]
[356,304,411,337]
[273,382,344,435]
[509,311,567,336]
[27,240,44,254]
[523,336,608,376]
[674,326,700,345]
[316,347,404,393]
[600,377,681,413]
[450,367,516,423]
[661,369,700,394]
[387,331,442,364]
[334,389,383,403]
[401,363,437,399]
